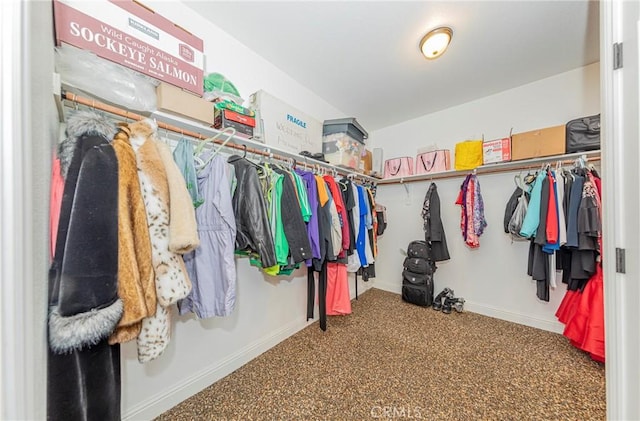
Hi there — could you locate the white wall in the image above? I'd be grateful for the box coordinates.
[370,63,600,332]
[121,2,372,419]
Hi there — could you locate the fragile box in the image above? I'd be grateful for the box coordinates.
[483,137,512,164]
[156,82,214,125]
[511,125,566,161]
[249,90,323,154]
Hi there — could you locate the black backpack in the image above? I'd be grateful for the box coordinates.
[402,269,434,307]
[402,240,434,307]
[403,257,433,274]
[407,240,430,259]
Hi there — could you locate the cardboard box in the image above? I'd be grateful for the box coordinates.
[511,125,566,161]
[213,111,254,138]
[249,90,323,154]
[156,82,214,125]
[215,108,256,127]
[54,0,204,95]
[360,149,373,173]
[483,137,512,164]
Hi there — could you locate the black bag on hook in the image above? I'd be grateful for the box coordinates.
[566,114,600,153]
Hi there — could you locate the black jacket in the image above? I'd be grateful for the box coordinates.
[48,111,121,421]
[273,168,312,263]
[504,187,525,233]
[228,155,277,268]
[423,183,450,262]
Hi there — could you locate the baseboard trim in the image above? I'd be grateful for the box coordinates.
[464,301,564,334]
[123,318,313,421]
[372,280,401,295]
[372,285,564,334]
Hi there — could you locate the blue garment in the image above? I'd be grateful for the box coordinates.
[520,171,547,238]
[565,175,585,248]
[179,154,237,318]
[356,185,368,267]
[172,138,203,208]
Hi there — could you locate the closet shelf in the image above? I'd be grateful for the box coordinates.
[377,150,601,185]
[55,89,380,184]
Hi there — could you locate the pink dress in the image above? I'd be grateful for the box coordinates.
[49,157,64,261]
[326,262,352,316]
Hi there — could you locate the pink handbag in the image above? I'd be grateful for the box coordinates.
[384,157,414,178]
[415,150,451,175]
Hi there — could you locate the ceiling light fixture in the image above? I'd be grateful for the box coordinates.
[419,26,453,60]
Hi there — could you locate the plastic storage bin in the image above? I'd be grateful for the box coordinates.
[322,117,368,169]
[322,117,368,143]
[322,132,365,169]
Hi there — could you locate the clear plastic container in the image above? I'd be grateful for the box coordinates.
[322,132,364,169]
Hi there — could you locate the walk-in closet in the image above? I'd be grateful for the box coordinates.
[2,1,640,420]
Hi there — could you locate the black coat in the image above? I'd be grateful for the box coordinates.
[228,156,277,268]
[48,111,121,420]
[423,183,450,262]
[273,168,312,263]
[504,187,525,233]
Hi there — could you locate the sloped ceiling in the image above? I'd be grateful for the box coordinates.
[185,1,599,132]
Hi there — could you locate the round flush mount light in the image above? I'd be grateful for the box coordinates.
[419,27,453,60]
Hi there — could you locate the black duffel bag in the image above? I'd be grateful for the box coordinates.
[566,114,600,153]
[401,269,434,307]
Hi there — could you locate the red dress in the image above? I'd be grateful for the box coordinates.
[562,265,605,362]
[556,172,604,362]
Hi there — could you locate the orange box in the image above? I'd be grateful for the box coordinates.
[511,125,566,161]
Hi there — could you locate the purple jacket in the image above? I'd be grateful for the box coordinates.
[296,169,321,265]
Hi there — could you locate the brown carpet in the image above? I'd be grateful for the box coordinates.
[156,288,605,421]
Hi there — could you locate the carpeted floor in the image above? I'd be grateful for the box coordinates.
[156,288,606,421]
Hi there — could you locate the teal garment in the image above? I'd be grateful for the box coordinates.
[290,171,312,222]
[268,171,289,269]
[519,171,546,238]
[172,138,204,208]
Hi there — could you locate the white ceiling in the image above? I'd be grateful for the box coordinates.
[185,1,599,132]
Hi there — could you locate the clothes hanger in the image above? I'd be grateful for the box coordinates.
[194,127,237,171]
[514,173,524,190]
[193,126,236,156]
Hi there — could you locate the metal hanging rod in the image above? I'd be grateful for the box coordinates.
[59,90,379,184]
[377,150,601,185]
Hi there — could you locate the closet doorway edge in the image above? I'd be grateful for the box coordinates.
[600,0,640,420]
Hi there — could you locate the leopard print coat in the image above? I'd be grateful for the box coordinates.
[128,119,193,363]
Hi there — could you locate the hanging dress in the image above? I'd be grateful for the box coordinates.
[180,153,237,318]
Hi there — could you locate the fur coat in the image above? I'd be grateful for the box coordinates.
[127,119,195,363]
[47,110,121,421]
[108,126,157,344]
[155,140,200,254]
